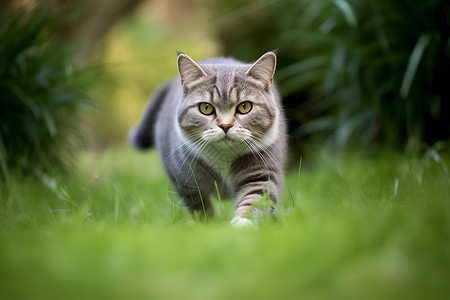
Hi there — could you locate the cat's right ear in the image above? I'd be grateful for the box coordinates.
[245,51,277,90]
[177,53,207,92]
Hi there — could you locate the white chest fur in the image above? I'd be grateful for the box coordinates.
[201,141,246,177]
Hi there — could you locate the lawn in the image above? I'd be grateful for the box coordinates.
[0,146,449,300]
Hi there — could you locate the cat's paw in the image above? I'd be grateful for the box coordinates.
[230,216,257,229]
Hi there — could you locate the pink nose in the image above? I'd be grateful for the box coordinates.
[218,123,234,133]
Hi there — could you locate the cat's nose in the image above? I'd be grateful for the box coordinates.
[218,123,234,133]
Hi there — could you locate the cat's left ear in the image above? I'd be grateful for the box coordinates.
[245,51,277,87]
[177,53,207,92]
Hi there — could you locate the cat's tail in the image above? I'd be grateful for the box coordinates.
[128,82,171,149]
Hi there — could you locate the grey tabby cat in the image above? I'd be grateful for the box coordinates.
[129,51,287,226]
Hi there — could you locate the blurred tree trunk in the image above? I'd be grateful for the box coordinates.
[1,0,146,64]
[56,0,146,63]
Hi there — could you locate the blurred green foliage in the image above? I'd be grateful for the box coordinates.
[212,0,450,152]
[0,2,94,180]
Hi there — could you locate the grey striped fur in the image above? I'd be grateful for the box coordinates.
[129,52,287,222]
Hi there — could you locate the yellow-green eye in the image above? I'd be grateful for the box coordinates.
[199,102,215,115]
[236,101,253,114]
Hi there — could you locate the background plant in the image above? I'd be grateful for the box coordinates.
[0,2,449,299]
[211,0,450,152]
[0,2,94,181]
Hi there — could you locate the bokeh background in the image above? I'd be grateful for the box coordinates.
[1,1,449,300]
[1,0,449,178]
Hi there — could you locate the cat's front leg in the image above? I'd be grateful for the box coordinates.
[178,187,214,220]
[232,168,281,222]
[234,189,275,219]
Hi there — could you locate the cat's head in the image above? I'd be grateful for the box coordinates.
[176,52,279,152]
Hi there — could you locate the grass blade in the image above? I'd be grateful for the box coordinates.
[400,33,432,98]
[0,136,10,184]
[189,164,206,218]
[214,180,223,213]
[333,0,357,28]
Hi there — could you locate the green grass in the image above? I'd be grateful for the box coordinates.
[0,146,449,300]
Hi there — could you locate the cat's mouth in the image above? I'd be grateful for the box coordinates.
[218,135,237,144]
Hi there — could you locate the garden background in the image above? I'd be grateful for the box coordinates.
[1,0,449,299]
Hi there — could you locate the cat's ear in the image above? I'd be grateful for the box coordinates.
[245,51,277,87]
[177,53,207,91]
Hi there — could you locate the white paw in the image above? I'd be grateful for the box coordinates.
[230,216,257,229]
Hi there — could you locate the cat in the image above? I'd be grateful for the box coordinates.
[129,51,287,226]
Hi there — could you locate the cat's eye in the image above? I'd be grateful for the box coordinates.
[199,102,215,115]
[236,101,253,114]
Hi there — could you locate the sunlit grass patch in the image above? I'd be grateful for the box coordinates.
[0,147,449,300]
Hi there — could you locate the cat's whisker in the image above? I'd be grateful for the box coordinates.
[249,137,282,170]
[161,131,203,167]
[163,127,181,138]
[172,135,203,165]
[253,131,285,153]
[177,139,204,166]
[241,138,270,168]
[175,137,210,182]
[243,136,279,173]
[189,139,210,171]
[238,139,271,174]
